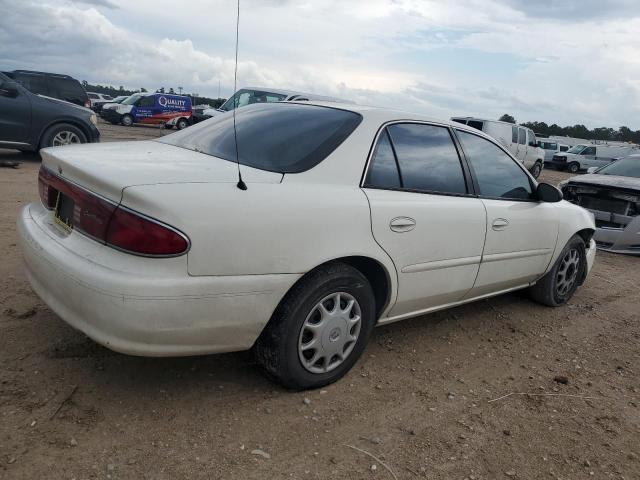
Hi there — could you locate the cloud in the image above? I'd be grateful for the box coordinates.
[1,0,640,128]
[500,0,640,20]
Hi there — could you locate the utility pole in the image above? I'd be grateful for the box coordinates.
[178,86,183,95]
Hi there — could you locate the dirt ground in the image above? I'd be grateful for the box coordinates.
[1,122,639,480]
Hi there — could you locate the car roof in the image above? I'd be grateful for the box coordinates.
[285,101,497,137]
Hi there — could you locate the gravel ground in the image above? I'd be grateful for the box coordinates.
[1,122,639,479]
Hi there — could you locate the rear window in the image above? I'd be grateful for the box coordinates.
[158,103,362,173]
[50,77,86,103]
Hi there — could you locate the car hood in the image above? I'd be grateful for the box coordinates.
[40,140,282,201]
[37,95,93,115]
[564,174,640,191]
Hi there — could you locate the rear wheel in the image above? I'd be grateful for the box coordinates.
[40,123,87,149]
[121,114,134,127]
[529,235,586,307]
[254,262,376,390]
[567,162,579,173]
[176,118,189,130]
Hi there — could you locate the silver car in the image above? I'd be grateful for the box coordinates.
[560,155,640,254]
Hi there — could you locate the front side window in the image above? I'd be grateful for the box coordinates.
[582,146,596,156]
[386,123,467,194]
[158,103,362,173]
[364,130,401,189]
[512,126,518,143]
[138,96,155,107]
[12,73,49,96]
[518,128,526,145]
[528,130,537,147]
[122,94,143,105]
[567,144,587,154]
[457,130,533,200]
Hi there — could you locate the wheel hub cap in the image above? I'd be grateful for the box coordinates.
[556,248,580,296]
[298,292,362,374]
[52,131,80,146]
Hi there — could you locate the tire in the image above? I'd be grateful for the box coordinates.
[176,118,188,130]
[530,161,542,179]
[254,262,376,390]
[40,123,87,149]
[529,235,586,307]
[567,162,580,173]
[121,114,134,127]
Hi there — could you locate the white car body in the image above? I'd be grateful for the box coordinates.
[86,92,114,108]
[451,117,545,175]
[18,102,596,360]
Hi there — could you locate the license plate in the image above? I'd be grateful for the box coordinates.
[54,191,75,232]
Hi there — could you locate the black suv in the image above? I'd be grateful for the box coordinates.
[0,71,100,151]
[4,70,91,108]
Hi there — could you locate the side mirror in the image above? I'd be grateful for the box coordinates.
[537,182,563,203]
[0,81,19,98]
[586,167,598,174]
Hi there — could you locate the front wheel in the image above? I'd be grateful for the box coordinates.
[40,123,87,148]
[254,262,376,390]
[176,118,189,130]
[567,162,580,173]
[529,235,586,307]
[530,161,542,179]
[121,114,134,127]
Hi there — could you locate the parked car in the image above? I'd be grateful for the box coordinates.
[559,155,640,254]
[538,139,569,164]
[18,102,596,389]
[3,70,90,108]
[87,92,113,111]
[99,95,130,117]
[0,71,99,151]
[101,92,192,129]
[549,144,637,173]
[202,87,351,119]
[451,117,545,178]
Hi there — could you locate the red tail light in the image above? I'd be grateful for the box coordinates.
[38,166,189,257]
[84,100,92,108]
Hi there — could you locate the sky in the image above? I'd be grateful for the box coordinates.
[2,0,640,129]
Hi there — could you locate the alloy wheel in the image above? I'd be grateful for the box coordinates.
[556,248,580,296]
[298,292,362,374]
[52,131,81,146]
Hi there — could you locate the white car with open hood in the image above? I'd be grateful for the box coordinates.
[18,102,597,389]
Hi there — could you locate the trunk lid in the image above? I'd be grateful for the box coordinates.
[40,140,282,201]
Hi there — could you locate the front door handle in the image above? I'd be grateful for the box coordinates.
[390,216,416,233]
[492,218,509,231]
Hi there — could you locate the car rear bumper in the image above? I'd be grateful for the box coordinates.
[17,202,300,356]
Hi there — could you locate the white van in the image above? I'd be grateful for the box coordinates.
[538,139,569,163]
[549,144,638,173]
[451,117,545,178]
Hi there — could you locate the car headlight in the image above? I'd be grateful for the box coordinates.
[90,114,98,126]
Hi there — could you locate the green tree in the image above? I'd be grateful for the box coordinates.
[499,114,516,124]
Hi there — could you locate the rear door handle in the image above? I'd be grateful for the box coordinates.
[390,217,416,233]
[492,218,509,231]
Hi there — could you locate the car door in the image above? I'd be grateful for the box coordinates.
[363,123,487,318]
[135,95,156,123]
[517,127,528,164]
[578,146,597,169]
[0,78,31,145]
[454,130,558,297]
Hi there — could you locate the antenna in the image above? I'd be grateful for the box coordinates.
[233,0,247,191]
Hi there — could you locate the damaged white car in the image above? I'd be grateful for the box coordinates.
[560,155,640,255]
[18,102,596,389]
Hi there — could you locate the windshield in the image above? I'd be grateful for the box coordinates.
[122,94,143,105]
[157,103,362,173]
[596,157,640,178]
[219,89,289,111]
[567,144,587,154]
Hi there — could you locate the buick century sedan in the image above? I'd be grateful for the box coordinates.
[18,102,596,389]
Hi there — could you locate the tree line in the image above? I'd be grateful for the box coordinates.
[80,81,226,108]
[499,114,640,144]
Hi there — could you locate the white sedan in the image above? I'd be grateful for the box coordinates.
[18,102,596,389]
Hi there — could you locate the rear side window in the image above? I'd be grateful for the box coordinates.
[50,77,86,104]
[560,145,569,152]
[364,130,401,189]
[12,73,49,95]
[386,123,467,194]
[158,103,362,173]
[457,130,533,200]
[467,120,483,131]
[512,126,518,143]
